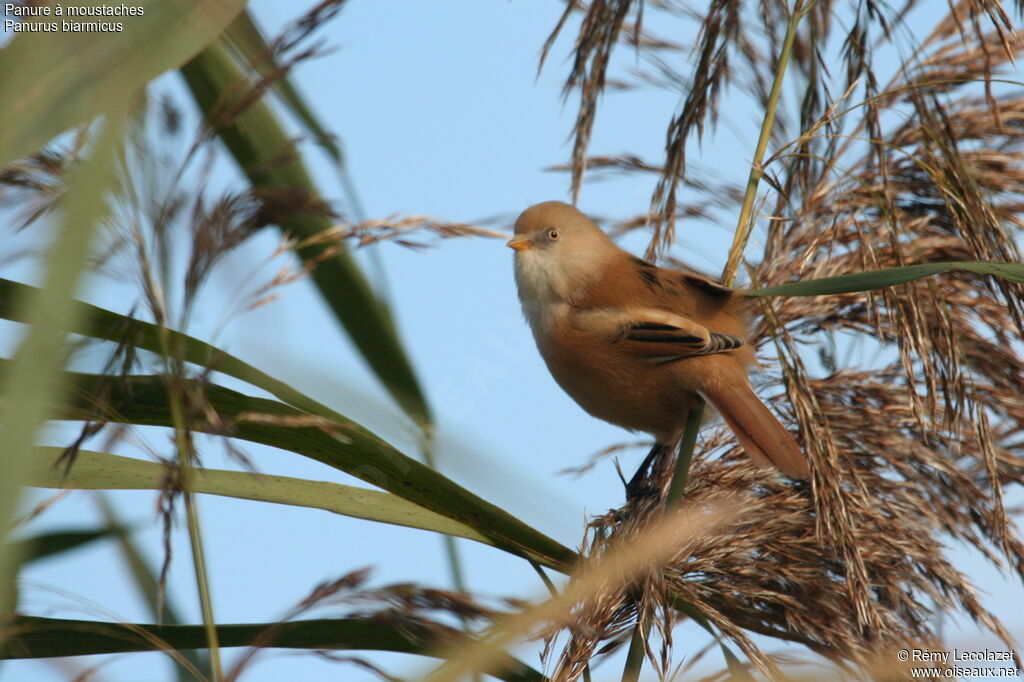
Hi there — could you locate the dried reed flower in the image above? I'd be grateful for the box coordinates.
[540,1,1024,679]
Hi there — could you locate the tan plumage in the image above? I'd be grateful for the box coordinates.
[508,200,809,479]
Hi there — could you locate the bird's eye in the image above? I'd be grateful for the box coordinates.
[547,229,560,240]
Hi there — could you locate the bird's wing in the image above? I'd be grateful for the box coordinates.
[574,307,744,360]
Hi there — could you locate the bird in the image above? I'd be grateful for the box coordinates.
[507,200,809,482]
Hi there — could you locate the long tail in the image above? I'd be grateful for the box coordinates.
[699,374,809,479]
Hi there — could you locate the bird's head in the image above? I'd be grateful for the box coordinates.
[508,201,615,305]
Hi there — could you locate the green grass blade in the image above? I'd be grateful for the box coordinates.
[0,286,564,559]
[0,0,244,166]
[0,277,346,422]
[9,528,120,567]
[747,261,1024,297]
[178,39,431,428]
[39,370,577,571]
[4,526,121,614]
[0,282,500,545]
[0,115,124,619]
[31,448,491,546]
[1,615,546,682]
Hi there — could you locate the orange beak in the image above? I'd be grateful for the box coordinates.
[506,238,532,251]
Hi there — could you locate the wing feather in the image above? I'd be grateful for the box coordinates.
[573,308,745,359]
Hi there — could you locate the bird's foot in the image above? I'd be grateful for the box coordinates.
[624,442,670,501]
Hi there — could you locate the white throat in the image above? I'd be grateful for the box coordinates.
[513,245,610,334]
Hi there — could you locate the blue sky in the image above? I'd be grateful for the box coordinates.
[5,1,1023,680]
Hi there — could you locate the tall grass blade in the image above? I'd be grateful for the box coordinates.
[34,368,578,571]
[178,40,432,428]
[0,277,346,421]
[0,115,124,620]
[1,615,546,682]
[31,448,491,545]
[3,526,119,615]
[9,528,121,567]
[748,261,1024,297]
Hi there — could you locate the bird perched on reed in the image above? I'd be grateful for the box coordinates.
[507,201,808,482]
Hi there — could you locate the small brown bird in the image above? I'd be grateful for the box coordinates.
[508,201,808,480]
